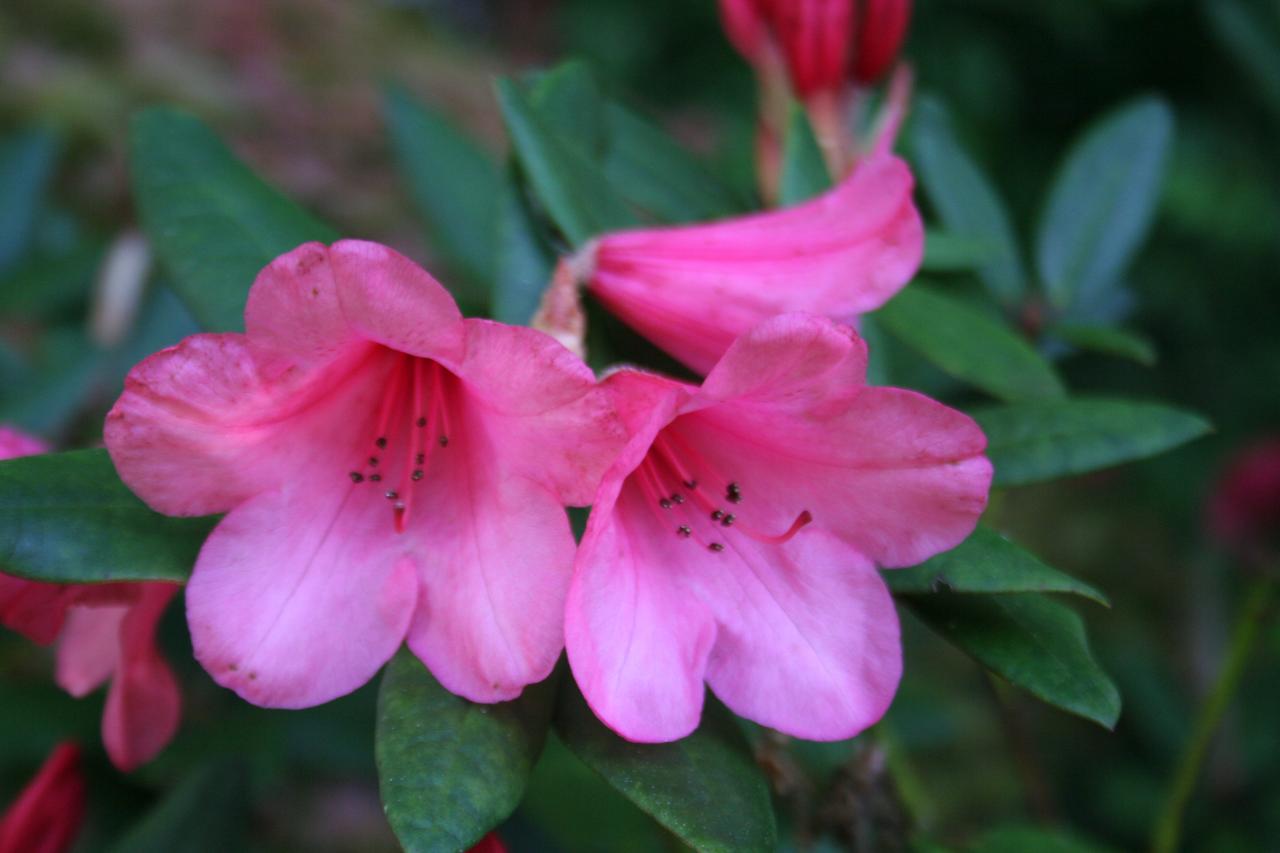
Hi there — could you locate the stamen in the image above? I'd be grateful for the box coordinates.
[349,472,364,484]
[370,474,382,482]
[659,498,673,509]
[721,514,735,527]
[709,543,725,552]
[677,525,692,538]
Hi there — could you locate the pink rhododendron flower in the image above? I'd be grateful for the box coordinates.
[105,241,621,709]
[0,743,86,853]
[0,427,181,772]
[565,315,991,742]
[576,152,922,374]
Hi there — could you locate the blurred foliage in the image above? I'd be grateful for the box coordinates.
[1,0,1277,851]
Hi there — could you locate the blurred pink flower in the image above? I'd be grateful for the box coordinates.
[106,241,622,709]
[0,743,86,853]
[0,428,181,772]
[1208,437,1280,565]
[578,152,922,374]
[565,315,991,742]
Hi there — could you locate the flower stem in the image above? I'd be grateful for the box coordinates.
[1151,575,1275,853]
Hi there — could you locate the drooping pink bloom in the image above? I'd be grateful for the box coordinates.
[565,315,991,742]
[0,743,86,853]
[578,152,922,374]
[1208,437,1280,565]
[0,428,182,772]
[105,241,621,709]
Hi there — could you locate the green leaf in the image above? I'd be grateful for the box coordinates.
[973,398,1212,487]
[602,102,744,222]
[0,128,60,273]
[495,79,637,247]
[107,762,250,853]
[383,84,499,311]
[555,679,777,853]
[911,98,1026,306]
[779,104,831,206]
[903,592,1121,728]
[1036,98,1172,310]
[886,527,1109,606]
[531,60,608,158]
[875,285,1067,402]
[0,241,104,320]
[492,169,557,326]
[1206,0,1280,123]
[1051,323,1157,366]
[0,450,214,583]
[921,230,991,273]
[376,649,556,853]
[130,108,337,332]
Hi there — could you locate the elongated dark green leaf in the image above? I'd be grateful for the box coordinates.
[0,128,60,273]
[921,230,991,273]
[969,824,1118,853]
[603,103,743,222]
[0,450,214,583]
[531,60,608,158]
[876,286,1066,402]
[1036,98,1172,310]
[0,241,104,319]
[376,649,556,853]
[903,592,1121,728]
[496,79,636,247]
[1051,323,1156,366]
[108,762,250,853]
[130,108,337,332]
[973,398,1211,487]
[383,84,498,310]
[1207,0,1280,122]
[555,679,776,853]
[492,169,557,326]
[779,104,831,206]
[911,98,1025,305]
[887,527,1109,606]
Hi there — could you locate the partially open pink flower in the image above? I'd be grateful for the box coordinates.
[0,743,86,853]
[565,315,991,742]
[106,241,621,709]
[580,152,922,374]
[0,427,181,772]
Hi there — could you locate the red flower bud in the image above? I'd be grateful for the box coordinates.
[0,744,86,853]
[852,0,912,84]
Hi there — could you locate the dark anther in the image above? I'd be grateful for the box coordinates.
[711,509,725,521]
[709,543,725,552]
[677,525,692,538]
[683,479,698,490]
[375,437,388,449]
[349,472,364,483]
[659,498,673,509]
[385,490,399,500]
[369,456,379,466]
[370,474,382,482]
[411,470,424,481]
[439,436,450,447]
[671,494,686,505]
[727,491,743,504]
[416,417,427,428]
[722,514,736,527]
[416,453,426,465]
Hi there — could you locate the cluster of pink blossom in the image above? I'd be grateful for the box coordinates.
[0,0,993,780]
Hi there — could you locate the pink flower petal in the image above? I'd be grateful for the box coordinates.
[566,473,717,743]
[589,154,922,374]
[0,426,48,460]
[187,484,419,708]
[54,604,127,697]
[443,319,625,506]
[329,240,465,360]
[95,584,182,772]
[244,241,361,367]
[0,575,75,646]
[405,398,578,703]
[697,530,901,740]
[0,743,86,853]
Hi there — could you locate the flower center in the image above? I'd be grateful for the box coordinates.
[634,430,811,553]
[346,353,451,533]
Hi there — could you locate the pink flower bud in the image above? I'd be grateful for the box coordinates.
[1208,438,1280,565]
[0,744,86,853]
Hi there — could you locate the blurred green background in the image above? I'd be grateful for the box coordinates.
[1,0,1277,850]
